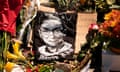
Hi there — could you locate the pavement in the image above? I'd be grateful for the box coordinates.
[75,12,97,54]
[75,13,97,72]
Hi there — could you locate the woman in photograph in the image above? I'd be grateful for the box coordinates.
[33,12,74,61]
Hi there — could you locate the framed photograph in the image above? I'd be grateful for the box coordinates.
[33,11,77,62]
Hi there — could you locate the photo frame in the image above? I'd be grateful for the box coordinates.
[33,11,77,62]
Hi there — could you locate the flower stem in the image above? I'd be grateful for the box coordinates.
[0,31,10,71]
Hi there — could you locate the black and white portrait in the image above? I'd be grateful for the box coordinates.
[33,11,77,61]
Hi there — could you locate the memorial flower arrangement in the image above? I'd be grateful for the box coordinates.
[3,0,92,72]
[99,9,120,39]
[99,9,120,48]
[89,9,120,51]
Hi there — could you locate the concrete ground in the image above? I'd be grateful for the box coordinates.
[75,13,97,72]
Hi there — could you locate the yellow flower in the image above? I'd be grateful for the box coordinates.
[4,62,16,72]
[12,42,25,60]
[104,12,111,20]
[110,20,117,27]
[7,51,18,59]
[12,42,20,54]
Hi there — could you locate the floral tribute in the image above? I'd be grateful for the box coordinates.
[99,9,120,38]
[89,9,120,50]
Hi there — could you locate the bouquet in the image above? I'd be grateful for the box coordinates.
[89,9,120,51]
[99,9,120,38]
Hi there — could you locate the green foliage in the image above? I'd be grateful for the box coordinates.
[0,31,10,71]
[53,0,78,11]
[57,0,78,10]
[95,0,110,12]
[38,65,53,72]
